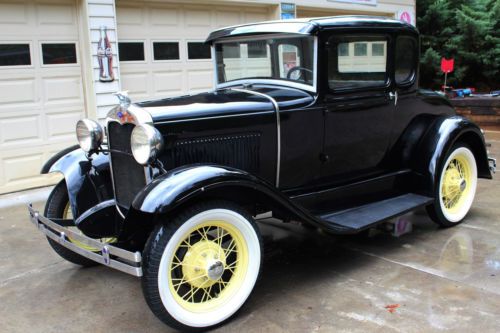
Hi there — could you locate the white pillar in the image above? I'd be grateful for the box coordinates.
[80,0,121,120]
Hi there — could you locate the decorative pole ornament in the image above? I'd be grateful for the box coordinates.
[97,26,114,82]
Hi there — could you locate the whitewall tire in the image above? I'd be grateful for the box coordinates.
[141,201,262,331]
[427,144,478,226]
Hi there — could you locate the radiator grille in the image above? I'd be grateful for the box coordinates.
[107,122,147,208]
[172,133,261,173]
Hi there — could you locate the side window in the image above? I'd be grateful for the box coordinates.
[328,36,388,90]
[395,37,417,85]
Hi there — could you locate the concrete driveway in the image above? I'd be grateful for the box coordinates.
[1,133,499,333]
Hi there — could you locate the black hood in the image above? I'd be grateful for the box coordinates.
[136,85,315,123]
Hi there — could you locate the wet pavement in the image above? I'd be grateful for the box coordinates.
[0,132,499,333]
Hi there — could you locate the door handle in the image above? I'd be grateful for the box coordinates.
[389,91,398,106]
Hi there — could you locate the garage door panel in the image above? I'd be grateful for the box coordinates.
[187,70,212,91]
[244,11,268,23]
[43,76,83,104]
[117,6,145,27]
[0,2,29,25]
[2,152,45,183]
[36,3,75,26]
[185,9,211,27]
[216,11,242,28]
[120,72,149,98]
[0,79,36,105]
[150,6,179,26]
[0,115,41,145]
[153,71,183,95]
[45,110,81,139]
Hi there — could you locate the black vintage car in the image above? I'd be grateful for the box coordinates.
[28,16,495,331]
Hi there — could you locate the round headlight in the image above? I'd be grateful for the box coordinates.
[131,124,164,165]
[76,119,103,152]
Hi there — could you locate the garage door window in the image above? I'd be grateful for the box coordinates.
[0,44,31,66]
[187,42,211,60]
[41,43,77,65]
[153,42,179,61]
[118,42,145,62]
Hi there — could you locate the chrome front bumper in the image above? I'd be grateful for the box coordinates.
[489,157,496,173]
[28,204,142,277]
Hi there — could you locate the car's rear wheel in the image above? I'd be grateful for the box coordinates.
[142,201,262,331]
[427,144,478,227]
[45,180,116,266]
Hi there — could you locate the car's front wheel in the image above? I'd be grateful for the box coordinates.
[142,201,262,331]
[427,143,478,227]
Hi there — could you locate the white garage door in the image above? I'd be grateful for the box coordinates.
[0,0,85,194]
[116,1,272,101]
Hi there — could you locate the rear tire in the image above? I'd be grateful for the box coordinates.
[426,143,478,227]
[44,180,97,267]
[142,201,262,332]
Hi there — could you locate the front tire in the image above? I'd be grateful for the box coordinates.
[45,180,97,267]
[427,144,478,227]
[142,201,262,331]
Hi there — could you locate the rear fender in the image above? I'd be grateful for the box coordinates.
[413,116,491,196]
[47,149,112,218]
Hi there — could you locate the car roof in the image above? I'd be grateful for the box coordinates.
[206,15,418,43]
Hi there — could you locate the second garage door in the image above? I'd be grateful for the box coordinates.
[0,0,85,194]
[116,1,272,101]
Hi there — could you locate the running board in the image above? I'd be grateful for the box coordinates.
[319,193,433,232]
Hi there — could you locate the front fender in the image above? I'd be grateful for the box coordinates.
[132,165,276,214]
[414,115,491,196]
[48,149,111,217]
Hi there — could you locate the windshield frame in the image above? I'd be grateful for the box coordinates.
[212,34,318,93]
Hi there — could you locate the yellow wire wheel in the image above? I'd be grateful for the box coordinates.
[154,206,261,329]
[438,146,477,223]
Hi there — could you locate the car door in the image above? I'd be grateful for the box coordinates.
[321,32,396,185]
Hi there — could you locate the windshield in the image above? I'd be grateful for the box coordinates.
[215,36,315,87]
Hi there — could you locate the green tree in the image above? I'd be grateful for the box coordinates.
[417,0,499,91]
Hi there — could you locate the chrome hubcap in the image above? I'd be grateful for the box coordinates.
[207,260,225,281]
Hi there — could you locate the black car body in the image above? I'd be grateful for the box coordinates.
[28,16,496,330]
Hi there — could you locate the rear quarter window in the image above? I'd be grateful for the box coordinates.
[395,37,417,85]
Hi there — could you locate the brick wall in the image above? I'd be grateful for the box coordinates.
[451,98,500,131]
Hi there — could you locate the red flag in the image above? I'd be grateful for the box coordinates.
[441,58,454,73]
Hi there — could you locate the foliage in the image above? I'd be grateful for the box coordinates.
[417,0,499,91]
